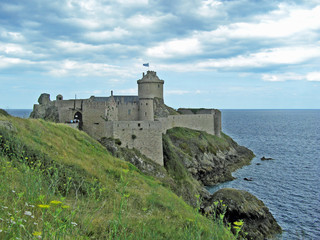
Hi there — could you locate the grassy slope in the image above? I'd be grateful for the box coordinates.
[0,114,234,239]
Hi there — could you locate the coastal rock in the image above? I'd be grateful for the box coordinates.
[261,156,274,161]
[206,188,282,240]
[163,128,255,186]
[243,177,253,181]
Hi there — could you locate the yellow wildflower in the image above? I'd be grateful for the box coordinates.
[32,231,42,236]
[61,205,70,209]
[50,200,62,205]
[233,221,244,226]
[38,204,50,209]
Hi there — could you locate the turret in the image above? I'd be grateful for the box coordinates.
[137,71,164,100]
[137,71,164,121]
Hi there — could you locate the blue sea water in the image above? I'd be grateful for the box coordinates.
[209,110,320,240]
[5,109,32,118]
[6,109,320,239]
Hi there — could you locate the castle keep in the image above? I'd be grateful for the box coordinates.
[31,71,221,165]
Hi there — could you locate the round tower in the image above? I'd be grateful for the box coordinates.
[137,71,164,100]
[137,71,164,121]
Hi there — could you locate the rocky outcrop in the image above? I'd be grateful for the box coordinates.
[163,127,254,186]
[203,188,282,240]
[30,93,59,122]
[153,97,180,118]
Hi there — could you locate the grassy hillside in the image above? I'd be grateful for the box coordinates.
[0,113,235,239]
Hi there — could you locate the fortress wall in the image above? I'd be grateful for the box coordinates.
[158,114,215,135]
[106,121,163,166]
[117,102,139,121]
[213,110,221,136]
[55,99,85,109]
[82,104,106,139]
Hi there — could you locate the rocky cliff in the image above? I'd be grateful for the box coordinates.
[204,188,282,240]
[163,127,254,186]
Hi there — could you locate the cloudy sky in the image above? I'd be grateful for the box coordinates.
[1,0,319,109]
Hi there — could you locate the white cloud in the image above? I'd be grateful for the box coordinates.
[47,60,133,78]
[54,40,101,53]
[146,38,202,58]
[85,27,130,42]
[1,30,25,41]
[197,0,223,18]
[198,45,320,69]
[306,72,320,81]
[0,56,33,68]
[262,73,304,82]
[262,71,320,82]
[117,0,148,5]
[208,5,320,39]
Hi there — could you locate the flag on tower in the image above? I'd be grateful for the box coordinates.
[143,63,149,67]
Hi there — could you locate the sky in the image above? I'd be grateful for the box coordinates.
[1,0,320,109]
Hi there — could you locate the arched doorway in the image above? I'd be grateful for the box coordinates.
[74,112,83,129]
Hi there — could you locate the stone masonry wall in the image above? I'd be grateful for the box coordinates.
[105,121,163,165]
[157,114,215,135]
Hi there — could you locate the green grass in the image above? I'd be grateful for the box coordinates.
[166,127,233,156]
[0,115,235,239]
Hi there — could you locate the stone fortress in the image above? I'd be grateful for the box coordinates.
[31,71,221,166]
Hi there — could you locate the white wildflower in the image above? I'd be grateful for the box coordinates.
[71,222,78,226]
[12,190,15,193]
[24,211,32,216]
[34,222,38,225]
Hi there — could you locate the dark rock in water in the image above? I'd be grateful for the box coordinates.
[256,163,262,165]
[204,188,282,240]
[261,156,274,161]
[244,177,253,181]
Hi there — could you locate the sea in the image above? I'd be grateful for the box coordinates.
[209,110,320,240]
[5,109,320,239]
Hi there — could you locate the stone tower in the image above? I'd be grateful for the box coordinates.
[137,71,164,121]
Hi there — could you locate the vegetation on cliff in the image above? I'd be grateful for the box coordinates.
[163,127,254,189]
[0,109,9,117]
[0,114,235,239]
